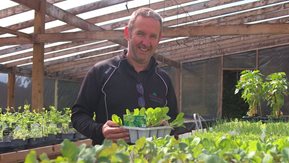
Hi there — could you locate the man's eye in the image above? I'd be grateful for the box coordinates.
[151,35,157,39]
[137,32,145,36]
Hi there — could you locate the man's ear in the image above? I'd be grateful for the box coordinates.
[124,26,129,40]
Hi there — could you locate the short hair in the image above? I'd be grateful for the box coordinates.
[127,7,163,32]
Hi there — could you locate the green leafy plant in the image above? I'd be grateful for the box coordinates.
[112,107,184,128]
[145,107,171,127]
[170,112,185,128]
[25,121,289,163]
[235,70,265,117]
[264,72,289,118]
[112,114,123,126]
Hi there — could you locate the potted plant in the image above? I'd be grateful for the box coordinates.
[235,70,265,117]
[112,107,184,143]
[264,72,289,118]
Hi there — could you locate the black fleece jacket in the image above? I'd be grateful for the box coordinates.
[71,52,178,145]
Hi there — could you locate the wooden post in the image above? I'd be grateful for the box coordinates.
[217,56,224,118]
[54,79,58,108]
[7,67,16,111]
[32,0,46,111]
[174,65,182,112]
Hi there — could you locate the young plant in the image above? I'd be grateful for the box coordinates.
[112,107,184,128]
[264,72,289,117]
[145,107,170,127]
[112,114,123,126]
[235,70,264,117]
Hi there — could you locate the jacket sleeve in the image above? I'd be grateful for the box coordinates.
[160,71,179,121]
[166,79,179,121]
[71,66,105,144]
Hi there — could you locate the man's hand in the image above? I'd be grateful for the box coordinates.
[102,120,129,142]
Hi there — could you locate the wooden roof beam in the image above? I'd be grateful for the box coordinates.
[0,36,32,45]
[11,0,40,11]
[163,24,289,37]
[2,24,289,46]
[0,0,65,19]
[35,30,123,43]
[174,36,289,63]
[171,35,289,61]
[10,0,179,68]
[0,26,32,39]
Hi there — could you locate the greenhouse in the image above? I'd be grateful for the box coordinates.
[1,0,289,162]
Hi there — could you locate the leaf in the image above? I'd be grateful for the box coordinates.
[39,153,49,162]
[60,139,80,162]
[262,153,273,163]
[281,148,289,162]
[198,153,225,163]
[134,108,140,115]
[135,137,146,150]
[112,114,122,126]
[24,150,38,163]
[78,144,97,163]
[170,112,185,128]
[140,107,146,115]
[115,153,130,162]
[126,109,131,115]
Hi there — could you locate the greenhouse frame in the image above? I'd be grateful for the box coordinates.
[1,0,289,161]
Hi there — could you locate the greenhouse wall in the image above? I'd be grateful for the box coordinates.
[181,58,220,119]
[182,44,289,119]
[0,75,80,111]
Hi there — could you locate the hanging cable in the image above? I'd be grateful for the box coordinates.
[125,1,129,13]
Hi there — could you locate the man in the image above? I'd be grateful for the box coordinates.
[71,7,178,145]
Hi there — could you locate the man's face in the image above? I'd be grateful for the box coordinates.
[125,16,161,65]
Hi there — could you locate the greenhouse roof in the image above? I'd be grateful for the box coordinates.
[0,0,289,81]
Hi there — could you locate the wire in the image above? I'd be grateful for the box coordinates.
[125,1,129,13]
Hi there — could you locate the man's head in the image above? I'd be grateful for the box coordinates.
[124,8,163,71]
[127,7,163,34]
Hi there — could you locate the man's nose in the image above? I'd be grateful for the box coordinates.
[141,36,151,46]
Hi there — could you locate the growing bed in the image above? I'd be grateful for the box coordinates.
[24,120,289,162]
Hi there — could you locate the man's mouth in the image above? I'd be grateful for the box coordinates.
[138,45,150,52]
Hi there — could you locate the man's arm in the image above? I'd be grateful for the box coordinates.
[71,67,105,144]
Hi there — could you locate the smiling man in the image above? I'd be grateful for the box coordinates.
[71,8,178,145]
[124,8,162,72]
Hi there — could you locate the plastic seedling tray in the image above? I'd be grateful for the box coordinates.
[122,126,172,143]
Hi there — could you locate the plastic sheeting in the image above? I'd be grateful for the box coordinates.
[0,75,80,110]
[180,44,289,119]
[182,58,220,119]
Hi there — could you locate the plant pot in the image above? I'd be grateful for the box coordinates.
[122,126,172,143]
[266,115,289,122]
[74,132,87,140]
[27,137,47,148]
[46,134,58,145]
[62,133,74,141]
[241,116,268,122]
[0,141,13,153]
[55,134,64,144]
[11,139,28,151]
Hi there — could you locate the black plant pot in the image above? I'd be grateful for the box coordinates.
[27,137,47,148]
[266,115,289,123]
[10,139,28,151]
[0,141,13,153]
[45,134,58,146]
[55,134,63,144]
[62,133,74,141]
[241,116,268,122]
[74,132,87,140]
